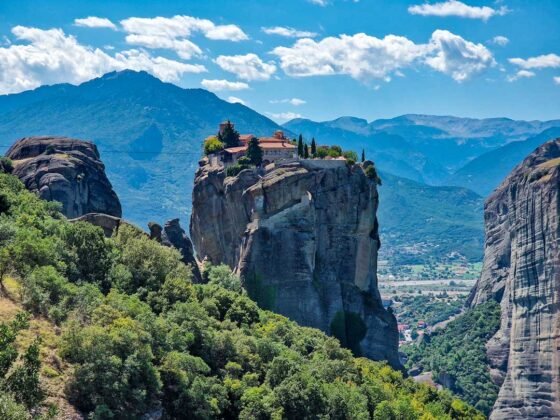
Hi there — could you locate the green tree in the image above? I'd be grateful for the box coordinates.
[311,138,317,156]
[304,143,309,159]
[297,135,304,157]
[246,137,263,166]
[361,149,365,162]
[218,121,241,148]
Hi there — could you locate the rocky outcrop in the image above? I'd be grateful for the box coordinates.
[468,138,560,419]
[149,219,202,283]
[190,159,400,368]
[6,136,121,218]
[70,213,124,237]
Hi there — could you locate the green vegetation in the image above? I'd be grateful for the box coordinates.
[204,136,225,155]
[377,172,485,265]
[226,163,250,177]
[365,164,382,185]
[245,137,263,166]
[0,171,484,419]
[404,301,501,415]
[218,120,240,148]
[393,294,464,332]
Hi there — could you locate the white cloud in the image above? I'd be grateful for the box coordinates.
[227,96,246,105]
[408,0,509,21]
[266,111,303,121]
[507,70,535,82]
[309,0,328,5]
[490,35,509,46]
[262,26,317,38]
[0,26,206,95]
[509,54,560,69]
[201,79,249,91]
[272,33,427,80]
[425,30,495,82]
[553,76,560,85]
[120,15,248,59]
[272,30,494,83]
[215,53,276,81]
[74,16,117,30]
[270,98,306,106]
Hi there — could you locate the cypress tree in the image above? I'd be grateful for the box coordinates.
[311,138,317,156]
[304,143,309,159]
[218,121,240,148]
[246,137,263,166]
[361,149,365,162]
[297,134,304,157]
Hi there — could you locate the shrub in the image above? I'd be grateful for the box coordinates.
[226,164,250,177]
[365,165,382,185]
[0,157,13,174]
[203,136,225,155]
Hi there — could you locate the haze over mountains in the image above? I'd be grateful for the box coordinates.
[0,70,558,263]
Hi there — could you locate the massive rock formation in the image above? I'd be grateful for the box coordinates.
[468,138,560,419]
[190,159,400,368]
[6,136,121,218]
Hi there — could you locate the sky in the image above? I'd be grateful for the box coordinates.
[0,0,559,122]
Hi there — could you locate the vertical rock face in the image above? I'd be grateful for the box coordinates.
[190,160,401,368]
[468,138,560,419]
[6,136,121,218]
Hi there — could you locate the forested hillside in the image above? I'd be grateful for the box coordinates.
[0,171,482,419]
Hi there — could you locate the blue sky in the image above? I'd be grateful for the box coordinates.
[0,0,559,121]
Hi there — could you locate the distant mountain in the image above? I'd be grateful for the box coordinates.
[378,172,484,264]
[284,115,560,186]
[0,70,285,225]
[447,127,560,196]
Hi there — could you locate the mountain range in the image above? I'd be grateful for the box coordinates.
[0,70,557,264]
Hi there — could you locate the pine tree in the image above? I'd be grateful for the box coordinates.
[246,137,263,166]
[304,143,309,159]
[218,121,241,148]
[361,149,365,162]
[297,134,304,157]
[311,138,317,156]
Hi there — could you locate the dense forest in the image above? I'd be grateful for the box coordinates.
[404,301,501,415]
[0,172,484,419]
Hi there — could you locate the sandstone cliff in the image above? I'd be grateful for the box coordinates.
[190,159,400,368]
[6,136,121,218]
[468,138,560,419]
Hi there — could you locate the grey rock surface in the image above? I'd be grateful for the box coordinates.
[161,219,202,283]
[468,138,560,419]
[190,159,401,368]
[6,136,121,218]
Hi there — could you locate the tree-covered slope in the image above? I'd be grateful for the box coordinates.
[404,301,501,415]
[378,172,485,264]
[0,172,483,419]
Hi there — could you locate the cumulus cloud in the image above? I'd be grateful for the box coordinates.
[201,79,249,91]
[74,16,117,30]
[507,70,535,82]
[408,0,509,21]
[120,15,248,59]
[215,53,276,81]
[266,111,303,121]
[554,76,560,85]
[490,35,509,46]
[270,98,306,106]
[262,26,317,38]
[227,96,246,105]
[272,30,494,82]
[509,53,560,69]
[0,26,206,95]
[425,30,495,82]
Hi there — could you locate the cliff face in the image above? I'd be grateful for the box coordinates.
[191,159,400,368]
[6,136,121,218]
[468,138,560,419]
